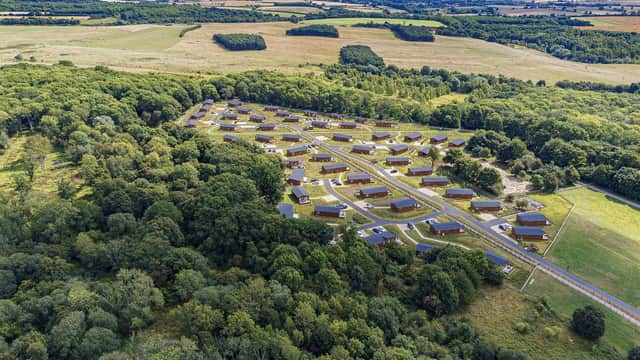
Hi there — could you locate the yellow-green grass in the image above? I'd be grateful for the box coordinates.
[514,192,573,253]
[258,6,324,14]
[462,284,626,360]
[547,187,640,307]
[524,270,640,354]
[430,93,468,106]
[80,17,119,26]
[301,17,445,27]
[79,25,189,51]
[0,135,82,195]
[368,205,432,220]
[3,22,640,84]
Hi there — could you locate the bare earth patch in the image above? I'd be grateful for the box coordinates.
[480,160,532,195]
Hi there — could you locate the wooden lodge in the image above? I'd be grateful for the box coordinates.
[375,120,396,128]
[421,176,450,187]
[276,110,290,117]
[282,134,302,142]
[430,221,463,235]
[227,99,242,107]
[264,105,279,112]
[354,116,368,124]
[312,153,333,162]
[407,166,433,176]
[286,169,305,186]
[287,145,308,156]
[219,123,237,131]
[430,134,449,145]
[303,110,317,117]
[512,226,548,241]
[314,205,346,218]
[291,186,310,205]
[339,122,357,129]
[285,159,301,168]
[359,186,389,199]
[221,113,238,120]
[258,123,276,131]
[404,132,422,142]
[372,132,391,141]
[444,188,476,199]
[470,200,502,212]
[185,119,197,128]
[347,172,372,184]
[237,106,252,114]
[389,144,409,155]
[352,145,374,155]
[449,138,466,148]
[311,120,330,129]
[333,133,353,142]
[223,134,238,142]
[255,134,275,143]
[322,163,349,173]
[390,198,418,212]
[283,115,300,123]
[249,115,266,123]
[516,213,551,226]
[386,157,411,166]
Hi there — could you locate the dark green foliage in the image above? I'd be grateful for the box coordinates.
[213,33,267,51]
[286,24,339,38]
[434,15,640,64]
[339,45,384,67]
[0,17,79,25]
[0,1,283,24]
[390,24,435,42]
[629,346,640,360]
[571,305,606,341]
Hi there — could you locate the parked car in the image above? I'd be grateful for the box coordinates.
[390,169,398,174]
[336,203,348,209]
[407,223,414,230]
[364,203,373,209]
[335,181,342,186]
[499,223,512,231]
[425,218,438,225]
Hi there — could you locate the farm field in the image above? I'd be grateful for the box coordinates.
[525,271,640,354]
[547,187,640,307]
[577,16,640,32]
[2,22,640,84]
[301,17,444,27]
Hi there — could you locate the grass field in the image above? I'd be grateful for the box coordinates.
[0,135,82,195]
[577,16,640,32]
[2,22,640,84]
[525,270,640,354]
[302,17,445,27]
[547,187,640,307]
[465,284,635,359]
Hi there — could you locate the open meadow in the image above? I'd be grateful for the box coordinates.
[577,16,640,32]
[547,187,640,307]
[2,22,640,84]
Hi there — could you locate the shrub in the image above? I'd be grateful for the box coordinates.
[571,305,605,341]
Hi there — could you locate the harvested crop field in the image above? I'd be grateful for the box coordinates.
[2,22,640,84]
[577,16,640,32]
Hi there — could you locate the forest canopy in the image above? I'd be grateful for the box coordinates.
[339,45,385,67]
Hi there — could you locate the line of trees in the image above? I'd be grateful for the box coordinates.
[286,24,339,38]
[0,17,80,25]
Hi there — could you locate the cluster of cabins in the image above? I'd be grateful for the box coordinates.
[511,213,551,240]
[185,99,215,128]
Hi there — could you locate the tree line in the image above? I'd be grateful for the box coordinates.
[286,24,339,38]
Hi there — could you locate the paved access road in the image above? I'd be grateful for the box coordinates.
[290,126,640,327]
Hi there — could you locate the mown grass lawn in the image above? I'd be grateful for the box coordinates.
[548,187,640,307]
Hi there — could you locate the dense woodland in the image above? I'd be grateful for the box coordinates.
[286,24,340,38]
[0,63,527,359]
[432,15,640,64]
[339,45,385,67]
[354,23,435,42]
[213,34,267,51]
